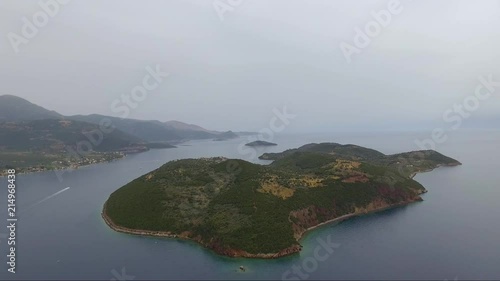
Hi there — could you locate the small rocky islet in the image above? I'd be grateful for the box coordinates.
[245,141,278,147]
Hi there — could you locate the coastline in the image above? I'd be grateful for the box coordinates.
[296,198,421,241]
[102,197,422,259]
[0,141,190,178]
[0,155,126,178]
[410,162,462,179]
[101,203,301,258]
[101,162,461,259]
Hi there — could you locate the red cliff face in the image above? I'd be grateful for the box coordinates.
[376,183,421,202]
[203,239,302,258]
[289,184,423,241]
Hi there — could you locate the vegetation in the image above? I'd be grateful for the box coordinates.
[0,151,124,176]
[70,116,238,142]
[69,114,184,142]
[104,143,461,257]
[0,94,61,121]
[0,119,144,152]
[0,119,175,173]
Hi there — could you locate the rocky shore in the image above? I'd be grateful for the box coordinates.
[101,202,302,258]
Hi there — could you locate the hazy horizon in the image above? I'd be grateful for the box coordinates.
[1,2,500,280]
[1,0,499,132]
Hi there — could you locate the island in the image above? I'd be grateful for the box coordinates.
[102,142,461,258]
[245,141,278,147]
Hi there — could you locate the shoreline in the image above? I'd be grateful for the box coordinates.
[296,199,421,241]
[102,197,422,259]
[0,145,183,178]
[0,155,126,178]
[100,162,461,259]
[0,141,195,178]
[101,203,301,259]
[410,162,462,179]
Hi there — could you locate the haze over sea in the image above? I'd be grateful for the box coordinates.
[0,129,499,280]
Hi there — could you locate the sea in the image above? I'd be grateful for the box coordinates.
[0,129,499,280]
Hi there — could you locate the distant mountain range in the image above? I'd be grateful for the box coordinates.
[0,119,146,152]
[68,114,182,142]
[0,95,245,144]
[0,94,252,172]
[0,94,62,121]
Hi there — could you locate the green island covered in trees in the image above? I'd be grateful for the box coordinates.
[102,143,461,258]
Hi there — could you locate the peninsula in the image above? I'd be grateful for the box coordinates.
[0,95,248,175]
[102,143,461,258]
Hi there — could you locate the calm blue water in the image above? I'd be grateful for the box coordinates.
[1,130,499,280]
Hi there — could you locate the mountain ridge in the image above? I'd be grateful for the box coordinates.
[0,94,244,142]
[0,95,239,173]
[0,95,62,121]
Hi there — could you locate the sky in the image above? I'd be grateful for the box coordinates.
[1,0,499,132]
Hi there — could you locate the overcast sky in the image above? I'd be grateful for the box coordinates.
[1,0,499,132]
